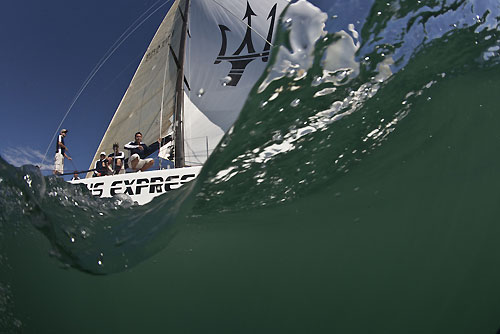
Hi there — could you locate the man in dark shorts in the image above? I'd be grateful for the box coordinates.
[108,143,125,174]
[93,152,111,177]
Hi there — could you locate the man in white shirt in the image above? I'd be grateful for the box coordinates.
[54,129,72,175]
[124,132,171,172]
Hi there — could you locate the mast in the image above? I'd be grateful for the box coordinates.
[173,0,190,168]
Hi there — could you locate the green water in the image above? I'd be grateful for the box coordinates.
[2,0,500,332]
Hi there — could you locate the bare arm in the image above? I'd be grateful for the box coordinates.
[57,140,67,151]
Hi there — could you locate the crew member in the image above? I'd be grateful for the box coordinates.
[93,152,111,177]
[54,129,72,175]
[124,132,171,172]
[109,143,125,174]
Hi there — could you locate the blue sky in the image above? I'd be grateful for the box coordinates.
[0,0,174,175]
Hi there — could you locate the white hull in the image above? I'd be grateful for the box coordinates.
[71,166,202,205]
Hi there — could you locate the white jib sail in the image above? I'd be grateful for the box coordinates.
[89,0,288,174]
[88,0,183,175]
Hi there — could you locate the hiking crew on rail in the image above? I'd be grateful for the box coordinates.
[123,131,172,173]
[58,130,172,178]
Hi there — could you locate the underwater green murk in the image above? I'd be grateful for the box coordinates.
[2,0,500,333]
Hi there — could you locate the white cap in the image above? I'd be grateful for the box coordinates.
[100,152,106,156]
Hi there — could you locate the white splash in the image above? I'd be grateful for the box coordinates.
[258,0,328,93]
[321,29,360,86]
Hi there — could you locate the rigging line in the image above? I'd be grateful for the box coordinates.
[96,0,170,92]
[100,53,143,92]
[76,0,170,103]
[183,0,192,136]
[68,158,79,172]
[83,0,166,89]
[159,34,173,135]
[210,0,275,47]
[96,0,167,67]
[159,60,168,139]
[158,36,172,170]
[40,0,174,168]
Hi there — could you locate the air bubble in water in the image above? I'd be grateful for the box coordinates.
[97,252,104,266]
[312,76,324,87]
[290,98,301,107]
[272,132,283,141]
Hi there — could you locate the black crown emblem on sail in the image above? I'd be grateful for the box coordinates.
[214,1,277,87]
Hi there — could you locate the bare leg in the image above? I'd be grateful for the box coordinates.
[130,159,138,170]
[141,160,154,171]
[114,159,123,174]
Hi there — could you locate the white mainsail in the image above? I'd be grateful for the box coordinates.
[183,0,288,165]
[89,0,288,174]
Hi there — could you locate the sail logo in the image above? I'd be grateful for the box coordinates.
[214,2,277,86]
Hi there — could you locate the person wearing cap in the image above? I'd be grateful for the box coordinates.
[93,152,111,177]
[53,129,72,175]
[124,131,172,172]
[108,143,125,175]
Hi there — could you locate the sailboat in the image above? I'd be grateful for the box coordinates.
[71,0,288,205]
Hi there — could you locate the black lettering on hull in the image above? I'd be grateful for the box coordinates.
[85,172,199,199]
